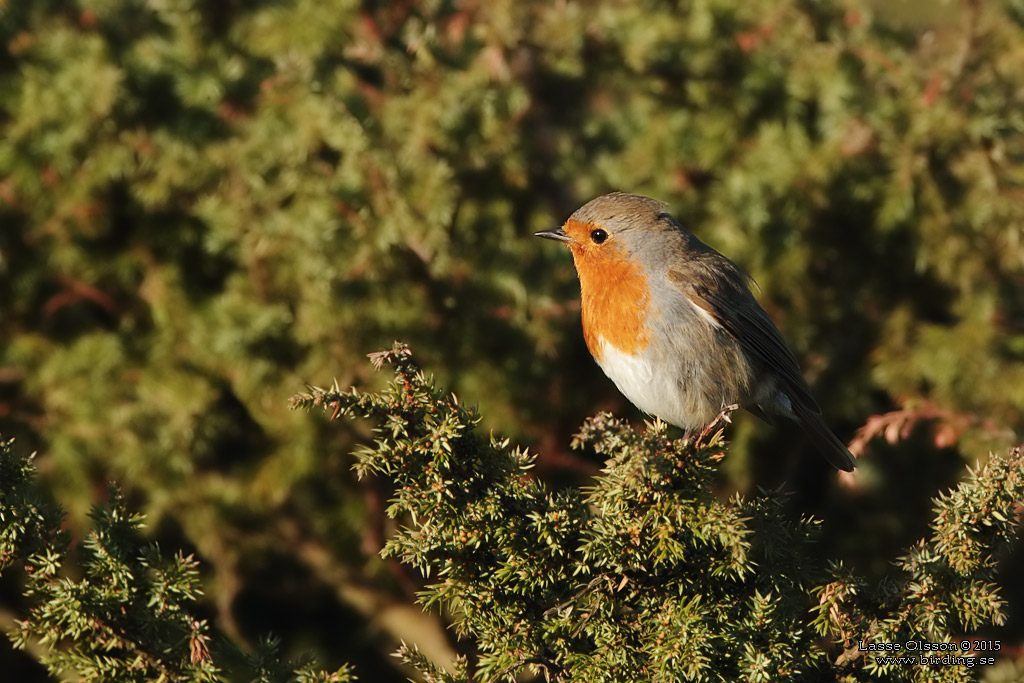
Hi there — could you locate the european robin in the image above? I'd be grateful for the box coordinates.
[536,192,857,471]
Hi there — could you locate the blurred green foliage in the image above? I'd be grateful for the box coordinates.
[1,0,1022,680]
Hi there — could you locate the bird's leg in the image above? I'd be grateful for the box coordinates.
[696,403,740,445]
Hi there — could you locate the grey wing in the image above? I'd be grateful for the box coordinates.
[668,260,821,414]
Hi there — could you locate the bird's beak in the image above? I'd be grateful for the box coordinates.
[534,227,572,243]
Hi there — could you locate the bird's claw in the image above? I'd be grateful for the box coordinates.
[695,403,740,446]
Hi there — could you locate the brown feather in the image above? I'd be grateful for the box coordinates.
[668,260,819,412]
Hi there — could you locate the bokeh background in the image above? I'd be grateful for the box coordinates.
[1,0,1022,679]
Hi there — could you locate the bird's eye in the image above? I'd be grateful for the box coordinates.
[590,229,608,244]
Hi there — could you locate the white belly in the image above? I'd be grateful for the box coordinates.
[595,338,718,429]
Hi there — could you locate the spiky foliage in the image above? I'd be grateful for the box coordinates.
[291,344,1024,682]
[0,438,353,683]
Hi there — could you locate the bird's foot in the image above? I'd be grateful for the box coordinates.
[695,403,740,446]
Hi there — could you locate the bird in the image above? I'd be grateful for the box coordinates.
[535,192,857,471]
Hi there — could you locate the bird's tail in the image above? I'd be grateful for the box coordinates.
[791,402,858,472]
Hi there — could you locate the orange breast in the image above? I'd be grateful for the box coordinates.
[564,220,652,362]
